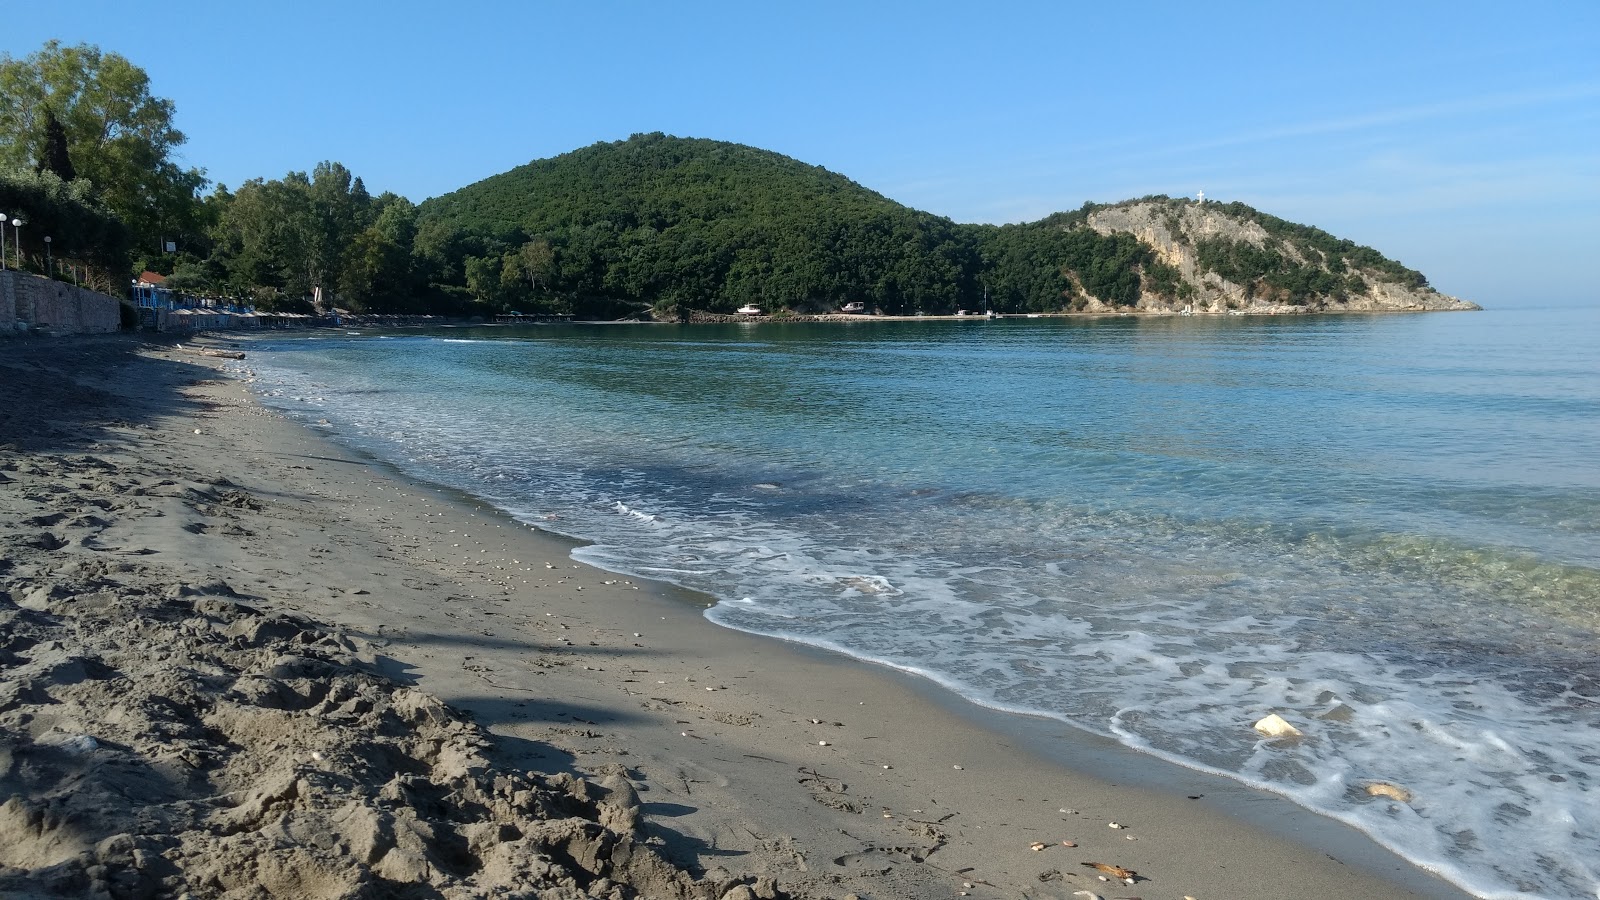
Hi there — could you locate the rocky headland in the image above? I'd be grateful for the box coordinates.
[1082,200,1480,314]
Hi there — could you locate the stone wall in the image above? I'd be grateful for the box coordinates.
[1,270,122,335]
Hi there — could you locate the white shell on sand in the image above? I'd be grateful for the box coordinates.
[1253,712,1302,737]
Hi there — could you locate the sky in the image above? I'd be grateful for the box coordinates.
[7,1,1597,306]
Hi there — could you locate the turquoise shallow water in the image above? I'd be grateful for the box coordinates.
[248,306,1599,899]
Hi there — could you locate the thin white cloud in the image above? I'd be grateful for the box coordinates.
[1159,81,1600,157]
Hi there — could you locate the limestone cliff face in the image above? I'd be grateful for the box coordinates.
[1077,200,1479,313]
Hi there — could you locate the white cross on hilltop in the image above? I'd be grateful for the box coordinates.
[1196,190,1206,204]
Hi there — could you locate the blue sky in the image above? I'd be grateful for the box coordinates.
[10,1,1597,306]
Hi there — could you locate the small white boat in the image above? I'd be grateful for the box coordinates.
[840,301,865,314]
[736,304,762,315]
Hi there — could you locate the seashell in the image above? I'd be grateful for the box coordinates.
[1072,892,1104,900]
[1253,713,1302,737]
[1107,821,1125,829]
[1365,781,1413,802]
[1061,840,1078,847]
[1030,841,1048,851]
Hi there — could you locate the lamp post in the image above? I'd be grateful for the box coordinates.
[9,219,20,272]
[0,211,7,271]
[44,236,52,277]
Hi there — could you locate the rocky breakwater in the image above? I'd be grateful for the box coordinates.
[1083,199,1480,314]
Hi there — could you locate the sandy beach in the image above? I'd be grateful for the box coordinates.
[0,333,1474,900]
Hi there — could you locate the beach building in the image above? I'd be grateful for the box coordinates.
[130,271,263,332]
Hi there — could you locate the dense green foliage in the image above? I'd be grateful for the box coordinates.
[1206,200,1427,289]
[203,162,436,312]
[0,167,129,287]
[0,41,206,263]
[973,219,1159,310]
[0,41,1437,318]
[1193,235,1365,303]
[417,134,1227,316]
[419,133,982,316]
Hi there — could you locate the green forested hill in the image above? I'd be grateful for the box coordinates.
[169,132,1466,318]
[1,41,1463,317]
[413,133,1463,318]
[418,132,981,316]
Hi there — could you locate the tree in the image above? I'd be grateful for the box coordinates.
[464,254,504,307]
[0,40,206,257]
[341,199,418,311]
[37,108,76,181]
[516,238,554,294]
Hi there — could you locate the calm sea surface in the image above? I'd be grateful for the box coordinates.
[246,306,1599,899]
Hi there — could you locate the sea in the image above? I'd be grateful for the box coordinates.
[242,304,1599,900]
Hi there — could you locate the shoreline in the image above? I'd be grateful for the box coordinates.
[577,306,1482,326]
[2,332,1474,899]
